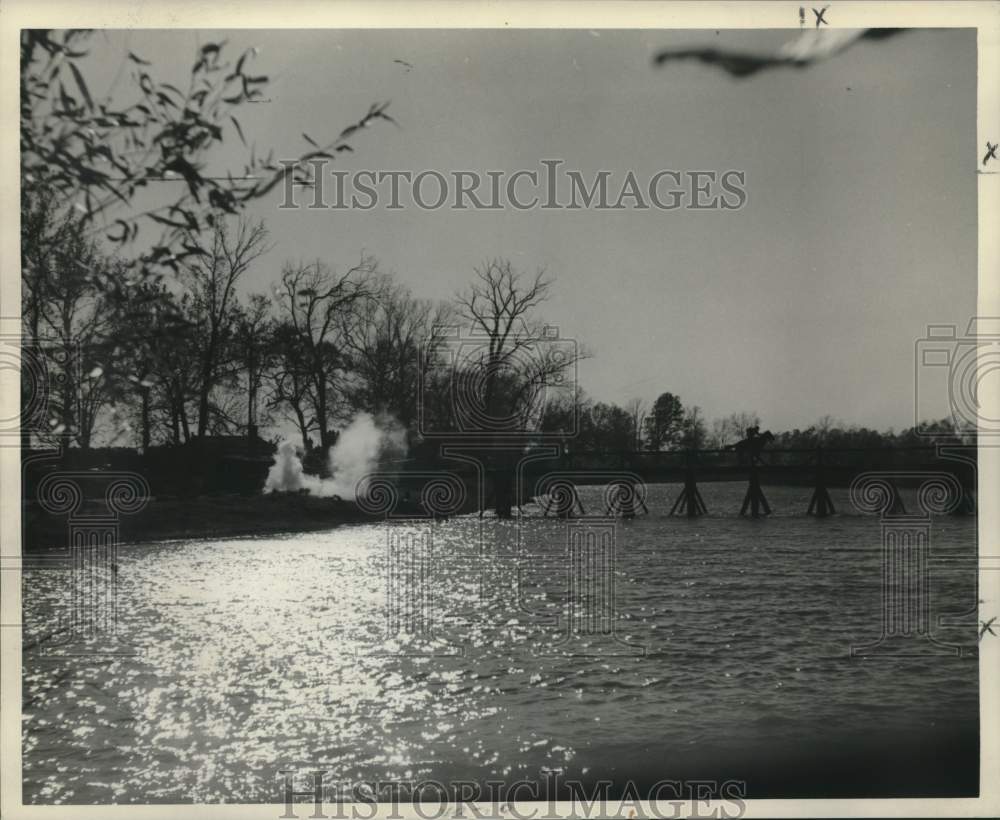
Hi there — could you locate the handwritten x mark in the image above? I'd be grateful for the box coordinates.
[813,6,829,26]
[985,141,998,165]
[980,617,997,641]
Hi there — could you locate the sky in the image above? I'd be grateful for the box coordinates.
[82,27,977,432]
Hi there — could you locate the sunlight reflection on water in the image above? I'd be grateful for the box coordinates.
[22,483,978,803]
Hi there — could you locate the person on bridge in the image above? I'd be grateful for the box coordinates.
[726,426,774,465]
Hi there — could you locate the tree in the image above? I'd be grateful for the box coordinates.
[814,414,838,443]
[538,386,589,455]
[150,296,201,445]
[453,259,580,436]
[624,397,647,451]
[105,280,185,449]
[265,320,316,448]
[21,29,403,451]
[709,410,761,447]
[275,256,378,448]
[181,218,270,438]
[20,200,116,448]
[341,275,454,431]
[21,30,394,281]
[21,188,77,343]
[587,402,635,451]
[452,260,583,516]
[643,392,685,450]
[20,30,395,449]
[233,293,277,438]
[679,405,708,450]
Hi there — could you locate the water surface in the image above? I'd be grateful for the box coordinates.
[22,483,979,803]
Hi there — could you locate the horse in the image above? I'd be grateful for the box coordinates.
[725,430,775,461]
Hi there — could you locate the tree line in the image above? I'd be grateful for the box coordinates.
[21,193,964,457]
[19,29,966,459]
[22,195,590,452]
[542,390,964,455]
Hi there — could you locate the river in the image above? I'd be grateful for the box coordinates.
[21,482,979,803]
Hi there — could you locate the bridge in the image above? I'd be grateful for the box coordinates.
[520,442,978,518]
[392,442,978,519]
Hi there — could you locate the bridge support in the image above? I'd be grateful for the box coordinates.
[886,479,906,515]
[543,481,585,519]
[939,444,977,516]
[950,488,976,515]
[948,480,976,515]
[807,447,835,517]
[849,472,965,658]
[669,452,707,517]
[611,491,636,518]
[740,460,771,518]
[605,480,648,518]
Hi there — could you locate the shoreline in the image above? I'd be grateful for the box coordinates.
[22,493,377,553]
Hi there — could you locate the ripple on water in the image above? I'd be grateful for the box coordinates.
[22,484,979,803]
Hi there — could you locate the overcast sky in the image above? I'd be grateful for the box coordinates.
[85,27,976,432]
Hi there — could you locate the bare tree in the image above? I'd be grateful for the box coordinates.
[20,201,115,448]
[624,397,647,451]
[106,280,185,449]
[274,256,377,447]
[341,275,454,429]
[454,259,580,434]
[152,298,200,445]
[709,410,761,447]
[233,293,276,438]
[182,217,270,438]
[814,414,838,443]
[679,405,708,449]
[21,188,75,343]
[453,259,583,516]
[265,320,316,448]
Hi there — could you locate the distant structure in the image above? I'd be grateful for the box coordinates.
[731,426,774,518]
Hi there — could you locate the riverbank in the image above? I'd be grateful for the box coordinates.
[22,493,379,552]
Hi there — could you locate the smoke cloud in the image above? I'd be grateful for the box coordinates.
[263,412,407,500]
[325,412,408,498]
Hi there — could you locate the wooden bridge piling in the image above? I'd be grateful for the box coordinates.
[605,480,650,518]
[887,479,907,515]
[807,446,836,517]
[740,458,772,518]
[668,451,708,517]
[542,482,585,519]
[951,486,976,515]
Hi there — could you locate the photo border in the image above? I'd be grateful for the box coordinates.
[1,2,997,818]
